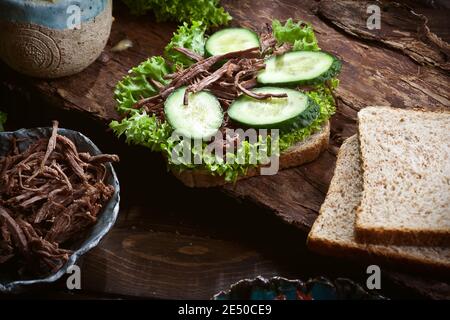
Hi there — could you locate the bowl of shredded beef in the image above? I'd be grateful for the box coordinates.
[0,121,120,292]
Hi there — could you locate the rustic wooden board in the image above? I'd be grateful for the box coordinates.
[2,0,449,231]
[318,0,450,72]
[1,0,449,299]
[219,0,450,230]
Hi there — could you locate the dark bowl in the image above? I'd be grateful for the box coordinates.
[213,276,386,300]
[0,127,120,293]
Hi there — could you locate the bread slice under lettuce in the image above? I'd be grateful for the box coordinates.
[172,120,330,188]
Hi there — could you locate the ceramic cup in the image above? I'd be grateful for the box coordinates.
[0,0,112,78]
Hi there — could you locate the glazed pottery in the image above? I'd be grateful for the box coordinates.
[0,0,112,78]
[213,276,386,300]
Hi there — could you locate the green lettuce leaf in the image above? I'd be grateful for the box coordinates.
[272,18,319,51]
[110,112,172,152]
[110,112,267,182]
[164,21,206,67]
[0,111,7,132]
[121,0,232,28]
[114,56,171,114]
[114,21,207,114]
[279,82,337,151]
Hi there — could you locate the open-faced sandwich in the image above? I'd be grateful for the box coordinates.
[111,19,342,187]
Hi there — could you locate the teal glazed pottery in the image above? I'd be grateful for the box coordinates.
[213,276,386,300]
[0,0,113,78]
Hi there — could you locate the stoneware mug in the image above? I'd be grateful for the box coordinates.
[0,0,112,78]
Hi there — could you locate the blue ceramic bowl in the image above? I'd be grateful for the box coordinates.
[0,126,120,293]
[213,276,386,300]
[0,0,112,78]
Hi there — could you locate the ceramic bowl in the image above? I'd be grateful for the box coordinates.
[0,0,112,78]
[213,276,386,300]
[0,126,120,293]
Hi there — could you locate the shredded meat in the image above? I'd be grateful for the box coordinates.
[133,43,289,116]
[128,25,298,131]
[121,26,298,152]
[0,121,119,276]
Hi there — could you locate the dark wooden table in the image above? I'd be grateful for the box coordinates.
[1,0,449,299]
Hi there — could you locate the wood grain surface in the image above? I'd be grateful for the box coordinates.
[4,0,449,231]
[0,0,449,299]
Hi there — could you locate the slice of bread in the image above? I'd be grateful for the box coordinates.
[307,135,450,273]
[356,107,450,246]
[171,120,330,188]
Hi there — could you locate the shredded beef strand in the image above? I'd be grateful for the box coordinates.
[148,78,165,91]
[173,47,204,62]
[40,120,59,171]
[133,47,268,112]
[0,206,29,255]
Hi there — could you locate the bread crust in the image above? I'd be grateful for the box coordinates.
[356,106,450,247]
[354,223,450,247]
[171,121,330,188]
[307,237,450,275]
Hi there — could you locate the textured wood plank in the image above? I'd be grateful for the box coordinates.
[219,0,450,230]
[386,271,450,300]
[0,0,449,299]
[1,0,449,234]
[1,1,449,232]
[81,228,279,299]
[224,150,336,230]
[318,0,450,72]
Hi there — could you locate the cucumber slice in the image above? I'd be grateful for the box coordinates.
[257,51,341,86]
[228,87,320,131]
[205,28,260,56]
[164,87,223,140]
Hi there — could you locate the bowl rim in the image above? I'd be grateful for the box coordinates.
[0,126,120,293]
[212,275,387,300]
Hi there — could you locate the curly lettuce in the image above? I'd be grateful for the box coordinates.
[121,0,231,28]
[272,18,319,51]
[114,56,171,114]
[110,112,172,152]
[114,22,207,115]
[280,81,337,151]
[164,21,206,67]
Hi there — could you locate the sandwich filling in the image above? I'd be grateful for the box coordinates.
[111,19,340,181]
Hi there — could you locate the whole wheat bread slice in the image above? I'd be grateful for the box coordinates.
[356,107,450,246]
[307,135,450,273]
[172,120,330,188]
